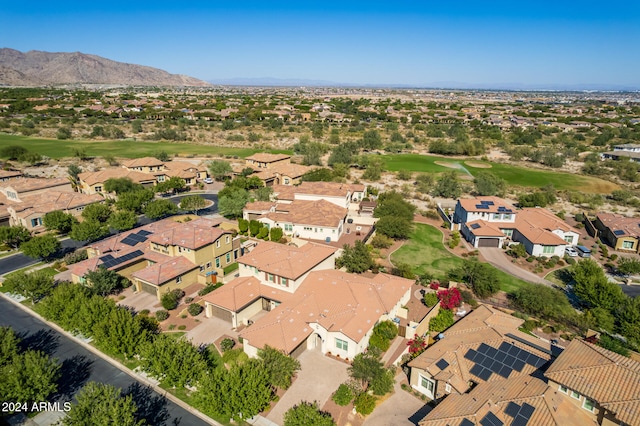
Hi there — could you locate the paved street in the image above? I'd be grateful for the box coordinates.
[0,296,213,426]
[167,193,219,216]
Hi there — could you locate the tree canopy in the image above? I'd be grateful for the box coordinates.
[20,234,60,259]
[336,241,374,273]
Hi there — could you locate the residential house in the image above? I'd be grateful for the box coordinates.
[545,339,640,426]
[601,144,640,163]
[0,169,23,182]
[454,197,579,256]
[202,240,338,328]
[242,153,314,186]
[408,305,553,400]
[69,217,236,299]
[273,181,366,207]
[78,168,157,195]
[594,213,640,253]
[121,157,166,174]
[419,374,597,426]
[0,178,72,201]
[244,153,291,170]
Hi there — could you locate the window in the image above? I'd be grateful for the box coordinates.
[31,218,42,227]
[503,214,512,220]
[445,383,451,393]
[176,276,182,284]
[559,385,568,393]
[335,338,348,351]
[216,240,220,248]
[284,178,290,184]
[622,240,635,249]
[206,262,211,269]
[419,375,435,398]
[571,390,581,400]
[281,277,288,286]
[268,273,275,282]
[95,185,102,192]
[215,258,220,268]
[564,235,574,244]
[285,224,293,231]
[502,229,513,237]
[199,265,205,272]
[543,245,555,254]
[225,235,230,244]
[583,398,595,412]
[493,213,501,220]
[226,253,231,263]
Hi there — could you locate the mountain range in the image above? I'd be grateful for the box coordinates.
[0,48,211,87]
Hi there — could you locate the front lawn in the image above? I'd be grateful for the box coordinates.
[391,223,529,293]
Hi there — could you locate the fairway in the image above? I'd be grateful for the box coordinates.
[0,134,292,159]
[392,223,529,293]
[383,154,618,193]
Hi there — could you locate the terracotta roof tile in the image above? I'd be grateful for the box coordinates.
[202,276,292,311]
[79,168,157,185]
[596,212,640,238]
[121,157,165,168]
[245,153,291,163]
[264,199,347,228]
[132,256,197,285]
[147,218,231,250]
[3,177,70,193]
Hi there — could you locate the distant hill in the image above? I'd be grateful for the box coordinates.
[0,48,211,87]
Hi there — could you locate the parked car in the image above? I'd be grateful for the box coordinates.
[203,178,213,184]
[565,246,579,257]
[575,245,592,258]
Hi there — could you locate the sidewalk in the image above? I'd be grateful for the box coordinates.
[382,335,409,367]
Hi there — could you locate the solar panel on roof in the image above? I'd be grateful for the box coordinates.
[486,346,498,358]
[505,402,520,418]
[511,417,529,426]
[506,333,552,355]
[480,200,495,206]
[497,365,511,378]
[121,236,138,246]
[460,419,475,426]
[520,404,535,418]
[137,229,152,236]
[476,204,490,209]
[512,359,526,372]
[101,250,144,269]
[480,411,504,426]
[613,229,626,236]
[436,359,450,370]
[478,368,492,381]
[464,349,477,361]
[470,223,481,229]
[504,355,516,366]
[99,254,114,262]
[469,364,484,377]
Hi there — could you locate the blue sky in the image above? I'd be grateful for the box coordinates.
[2,1,640,88]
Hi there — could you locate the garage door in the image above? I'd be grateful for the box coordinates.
[478,238,500,248]
[207,304,233,322]
[140,281,158,297]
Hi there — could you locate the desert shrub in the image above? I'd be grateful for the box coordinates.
[332,383,354,406]
[198,284,217,296]
[371,234,393,249]
[460,289,478,307]
[63,249,88,265]
[185,297,194,304]
[188,303,203,316]
[171,288,185,299]
[155,310,169,321]
[220,338,235,352]
[139,309,150,316]
[178,325,186,330]
[161,292,179,310]
[354,393,376,416]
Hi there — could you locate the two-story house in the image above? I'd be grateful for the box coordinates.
[594,212,640,254]
[78,168,157,195]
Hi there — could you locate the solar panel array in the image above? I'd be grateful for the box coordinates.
[464,342,546,382]
[470,223,481,229]
[480,200,495,206]
[497,206,513,213]
[137,229,153,236]
[480,411,503,426]
[613,229,626,236]
[435,358,450,370]
[460,419,475,426]
[100,250,144,269]
[476,204,490,209]
[505,402,535,426]
[120,231,150,246]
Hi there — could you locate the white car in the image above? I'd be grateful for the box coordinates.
[565,246,578,257]
[203,178,213,184]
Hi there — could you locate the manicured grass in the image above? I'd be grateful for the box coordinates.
[0,133,292,160]
[159,384,233,426]
[164,331,187,340]
[2,262,45,279]
[383,154,618,193]
[223,262,239,275]
[392,223,529,293]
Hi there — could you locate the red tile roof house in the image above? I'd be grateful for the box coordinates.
[203,240,413,359]
[453,196,579,257]
[69,218,235,300]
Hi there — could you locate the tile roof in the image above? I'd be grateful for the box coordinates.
[162,160,206,172]
[293,181,356,197]
[458,196,516,214]
[545,339,640,426]
[11,191,103,217]
[244,201,275,212]
[239,241,338,280]
[202,276,293,311]
[245,153,291,163]
[121,157,165,168]
[132,256,197,285]
[419,375,597,426]
[596,212,640,238]
[263,199,348,228]
[3,177,70,194]
[409,305,552,394]
[79,168,157,185]
[514,208,577,245]
[239,270,412,354]
[466,220,506,237]
[273,163,314,179]
[88,219,181,255]
[0,170,22,179]
[147,218,231,249]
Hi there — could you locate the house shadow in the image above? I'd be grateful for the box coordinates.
[123,382,171,425]
[18,328,59,357]
[55,355,94,400]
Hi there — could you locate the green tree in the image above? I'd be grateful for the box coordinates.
[108,210,137,231]
[20,234,60,259]
[0,349,60,405]
[254,185,273,202]
[618,258,640,275]
[70,220,109,242]
[510,283,574,322]
[218,188,250,218]
[82,203,112,223]
[1,270,56,301]
[104,177,143,195]
[155,176,185,194]
[56,127,72,140]
[362,156,385,181]
[92,308,150,359]
[348,351,389,392]
[84,267,125,296]
[154,151,170,161]
[43,210,77,234]
[283,401,335,426]
[336,241,374,273]
[0,226,31,249]
[144,199,178,219]
[432,171,462,199]
[67,164,83,192]
[116,189,155,214]
[429,308,454,333]
[0,327,20,365]
[375,215,414,239]
[0,145,28,160]
[474,171,507,196]
[208,159,233,181]
[257,346,301,390]
[362,129,382,150]
[570,259,626,311]
[60,382,143,426]
[179,195,207,215]
[374,191,416,222]
[447,258,500,298]
[270,227,284,242]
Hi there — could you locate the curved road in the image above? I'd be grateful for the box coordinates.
[167,193,219,216]
[0,297,212,426]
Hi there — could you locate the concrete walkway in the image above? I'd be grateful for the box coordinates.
[363,373,429,426]
[266,349,349,425]
[382,336,408,367]
[479,247,553,286]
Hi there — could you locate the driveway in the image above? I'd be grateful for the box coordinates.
[479,247,553,286]
[363,373,430,426]
[266,349,349,425]
[186,316,237,346]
